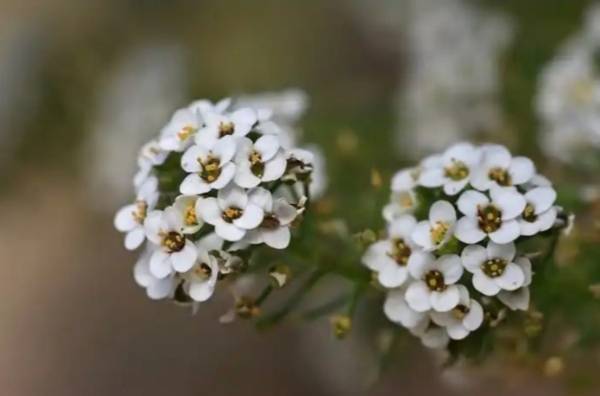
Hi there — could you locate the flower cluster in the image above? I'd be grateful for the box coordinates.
[364,142,559,348]
[537,3,600,166]
[115,97,315,304]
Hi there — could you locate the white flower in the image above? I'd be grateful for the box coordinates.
[159,106,202,152]
[391,167,419,192]
[183,243,220,302]
[405,253,464,312]
[383,168,419,221]
[195,108,257,144]
[173,195,203,234]
[430,285,484,340]
[196,185,264,242]
[470,144,535,191]
[284,148,314,181]
[461,241,525,296]
[498,257,532,311]
[133,247,176,300]
[180,136,237,194]
[240,187,298,249]
[412,200,456,251]
[234,135,287,188]
[410,316,450,349]
[144,207,198,278]
[418,142,482,195]
[114,176,159,250]
[455,189,526,244]
[134,139,169,188]
[362,215,421,288]
[518,187,558,236]
[189,98,231,115]
[384,287,427,328]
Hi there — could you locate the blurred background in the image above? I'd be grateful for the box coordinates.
[1,0,599,395]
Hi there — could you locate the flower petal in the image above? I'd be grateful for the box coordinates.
[181,145,205,172]
[457,190,489,217]
[218,185,248,209]
[419,167,445,187]
[498,288,530,311]
[472,271,501,296]
[180,174,211,195]
[494,190,526,220]
[233,204,264,229]
[455,217,486,244]
[463,299,484,331]
[215,221,246,241]
[262,227,291,249]
[261,152,287,182]
[420,328,449,349]
[150,250,172,279]
[430,200,456,224]
[486,241,516,261]
[437,254,463,284]
[255,134,280,161]
[446,323,470,340]
[125,228,145,250]
[196,197,221,225]
[407,250,435,279]
[430,285,460,312]
[508,156,535,185]
[443,178,469,196]
[461,244,487,273]
[384,290,426,328]
[411,221,435,250]
[495,262,525,291]
[171,241,197,272]
[234,163,261,188]
[273,199,297,225]
[114,204,137,232]
[488,220,520,244]
[525,187,556,214]
[378,263,409,288]
[388,214,417,239]
[146,276,175,300]
[211,162,236,190]
[214,135,237,164]
[405,281,432,312]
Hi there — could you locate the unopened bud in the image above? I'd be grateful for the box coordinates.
[330,314,352,339]
[543,356,564,377]
[269,265,291,288]
[235,297,260,319]
[353,229,378,247]
[371,168,383,189]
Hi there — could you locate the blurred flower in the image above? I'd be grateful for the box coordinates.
[537,4,600,166]
[85,44,187,210]
[397,0,513,156]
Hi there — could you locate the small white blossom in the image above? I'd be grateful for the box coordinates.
[384,287,427,328]
[383,168,419,221]
[455,189,526,244]
[183,243,220,302]
[195,108,257,144]
[412,200,457,251]
[133,246,176,300]
[498,257,532,311]
[405,253,464,312]
[180,136,237,194]
[470,144,535,191]
[234,135,287,188]
[189,98,231,115]
[241,187,298,249]
[518,187,558,236]
[418,142,482,195]
[159,106,202,152]
[144,207,198,278]
[461,241,525,296]
[173,195,203,234]
[362,215,421,288]
[430,285,484,340]
[196,185,264,242]
[114,176,159,250]
[410,316,450,349]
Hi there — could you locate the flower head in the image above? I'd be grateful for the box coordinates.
[180,136,237,194]
[412,200,457,251]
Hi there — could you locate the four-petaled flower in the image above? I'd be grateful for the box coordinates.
[234,135,287,188]
[180,136,237,194]
[412,200,457,251]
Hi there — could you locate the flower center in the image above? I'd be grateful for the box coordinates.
[249,150,265,177]
[430,222,450,245]
[200,156,222,183]
[260,213,280,229]
[522,203,537,223]
[132,200,148,224]
[177,125,196,141]
[162,231,185,253]
[388,238,411,266]
[218,121,235,137]
[451,304,469,320]
[482,258,507,278]
[425,270,446,292]
[184,203,197,226]
[477,205,502,233]
[222,207,243,223]
[444,160,469,181]
[193,262,212,280]
[488,167,512,186]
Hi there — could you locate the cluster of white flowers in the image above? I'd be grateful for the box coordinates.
[537,4,600,166]
[115,96,316,304]
[398,0,513,157]
[364,142,559,348]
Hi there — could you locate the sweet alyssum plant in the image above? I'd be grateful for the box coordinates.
[364,142,569,350]
[115,97,315,305]
[114,98,571,362]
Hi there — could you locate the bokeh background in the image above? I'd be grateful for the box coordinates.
[1,0,599,395]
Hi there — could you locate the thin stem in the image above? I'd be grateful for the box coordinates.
[255,284,274,306]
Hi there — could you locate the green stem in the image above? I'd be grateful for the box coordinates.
[255,284,274,306]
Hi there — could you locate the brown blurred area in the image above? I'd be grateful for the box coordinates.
[0,0,581,395]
